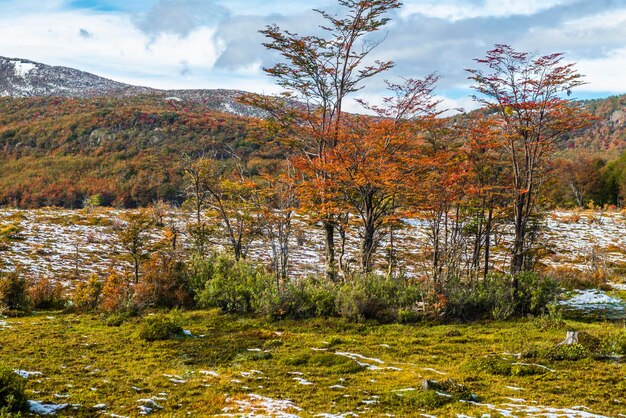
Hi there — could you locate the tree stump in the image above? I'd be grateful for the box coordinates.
[557,331,578,346]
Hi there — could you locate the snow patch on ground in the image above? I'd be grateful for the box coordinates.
[222,393,301,417]
[14,369,43,378]
[27,400,68,415]
[334,352,384,370]
[464,399,609,417]
[11,60,37,78]
[557,289,626,319]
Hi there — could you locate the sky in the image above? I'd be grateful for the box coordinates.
[0,0,625,113]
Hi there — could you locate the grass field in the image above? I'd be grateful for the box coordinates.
[1,310,625,417]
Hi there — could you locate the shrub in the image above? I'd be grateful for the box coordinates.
[0,367,27,413]
[464,355,513,376]
[139,313,183,341]
[72,274,103,311]
[383,379,473,410]
[540,344,591,361]
[0,271,30,313]
[134,252,194,309]
[99,272,134,314]
[444,272,559,321]
[516,271,560,316]
[463,355,548,376]
[194,253,274,314]
[262,277,337,320]
[602,330,626,355]
[103,311,132,327]
[28,278,65,310]
[336,274,411,323]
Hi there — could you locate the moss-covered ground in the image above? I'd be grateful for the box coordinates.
[1,310,624,417]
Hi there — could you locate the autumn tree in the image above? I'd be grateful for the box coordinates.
[243,0,402,280]
[467,45,589,276]
[252,165,298,286]
[182,155,220,255]
[114,210,153,284]
[327,76,441,273]
[459,114,510,279]
[551,152,608,208]
[408,119,467,291]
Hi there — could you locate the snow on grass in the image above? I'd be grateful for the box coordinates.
[137,398,163,415]
[2,208,626,284]
[14,369,43,378]
[27,400,68,415]
[334,352,384,370]
[557,289,626,319]
[199,370,219,377]
[222,393,301,417]
[293,377,314,385]
[463,399,610,418]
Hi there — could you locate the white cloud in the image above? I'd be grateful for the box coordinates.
[401,0,573,21]
[0,0,623,101]
[575,47,626,95]
[0,8,224,89]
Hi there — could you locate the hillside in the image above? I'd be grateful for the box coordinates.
[568,95,626,150]
[0,95,281,208]
[0,56,625,208]
[0,57,264,118]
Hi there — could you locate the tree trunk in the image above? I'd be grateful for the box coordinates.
[134,257,140,284]
[361,199,376,273]
[483,205,494,280]
[324,221,336,281]
[510,195,526,278]
[557,331,579,346]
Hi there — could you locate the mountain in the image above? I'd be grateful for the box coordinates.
[569,95,626,150]
[0,56,624,208]
[0,56,264,118]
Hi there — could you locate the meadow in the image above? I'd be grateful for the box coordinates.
[1,309,625,417]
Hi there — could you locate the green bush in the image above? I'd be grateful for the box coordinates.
[336,274,418,323]
[194,253,274,314]
[139,313,183,341]
[0,367,27,413]
[516,271,560,316]
[0,271,30,313]
[263,277,337,319]
[444,272,559,321]
[464,355,512,376]
[604,330,626,355]
[540,344,591,361]
[383,380,473,409]
[103,311,131,327]
[464,355,547,376]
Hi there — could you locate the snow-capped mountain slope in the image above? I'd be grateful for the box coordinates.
[0,56,264,117]
[0,57,151,98]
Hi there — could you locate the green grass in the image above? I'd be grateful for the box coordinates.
[0,310,625,416]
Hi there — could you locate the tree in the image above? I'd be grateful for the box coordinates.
[459,113,510,279]
[115,210,153,283]
[182,155,221,256]
[328,76,441,273]
[253,166,298,287]
[466,45,589,276]
[243,0,402,280]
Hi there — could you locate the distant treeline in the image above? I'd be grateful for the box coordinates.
[0,95,624,209]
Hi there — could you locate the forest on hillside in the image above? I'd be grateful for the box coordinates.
[0,93,625,210]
